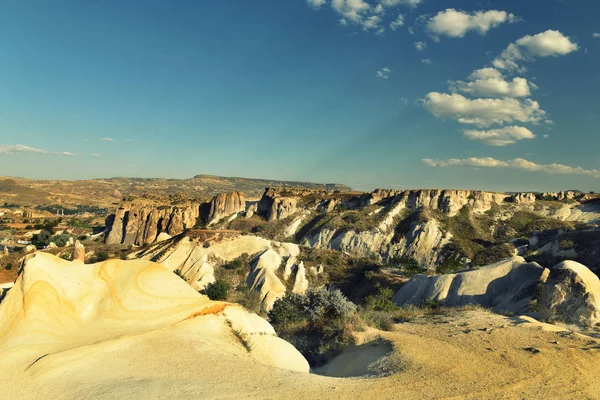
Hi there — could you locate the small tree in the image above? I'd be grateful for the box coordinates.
[202,280,230,301]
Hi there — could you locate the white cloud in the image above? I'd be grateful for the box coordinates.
[423,92,547,127]
[374,4,384,14]
[493,30,578,71]
[91,153,100,157]
[307,0,327,7]
[332,0,370,24]
[422,157,600,177]
[593,33,600,38]
[376,67,391,79]
[0,144,74,156]
[449,67,534,98]
[421,58,432,64]
[426,9,517,39]
[102,137,114,141]
[463,126,536,146]
[414,41,426,51]
[389,14,404,31]
[363,14,382,30]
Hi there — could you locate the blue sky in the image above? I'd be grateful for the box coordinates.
[0,0,598,192]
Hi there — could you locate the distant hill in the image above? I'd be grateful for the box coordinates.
[0,175,352,208]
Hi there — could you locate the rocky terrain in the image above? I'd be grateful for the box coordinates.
[104,187,600,274]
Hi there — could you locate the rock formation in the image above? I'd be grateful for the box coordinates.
[2,246,8,257]
[0,252,309,396]
[105,201,201,245]
[72,240,85,262]
[246,249,287,312]
[393,257,548,313]
[207,192,246,225]
[258,189,298,221]
[292,262,309,294]
[539,261,600,327]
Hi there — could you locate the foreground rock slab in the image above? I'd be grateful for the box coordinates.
[0,253,309,398]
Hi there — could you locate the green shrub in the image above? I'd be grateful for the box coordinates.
[365,284,397,312]
[92,251,110,263]
[5,262,12,271]
[202,279,230,301]
[269,287,357,366]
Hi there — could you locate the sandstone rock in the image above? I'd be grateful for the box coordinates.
[245,203,257,218]
[155,232,172,243]
[246,249,286,312]
[207,192,246,225]
[393,257,548,313]
[2,246,8,257]
[511,192,537,204]
[24,245,36,253]
[0,252,309,387]
[258,189,298,221]
[292,262,309,295]
[539,261,600,327]
[47,242,58,249]
[72,240,85,262]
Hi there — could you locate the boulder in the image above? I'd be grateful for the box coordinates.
[393,256,548,313]
[539,261,600,327]
[24,245,36,253]
[47,242,58,249]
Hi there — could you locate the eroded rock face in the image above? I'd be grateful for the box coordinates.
[105,202,201,245]
[393,257,548,313]
[207,192,246,225]
[0,252,309,387]
[246,249,287,312]
[72,240,85,262]
[539,261,600,327]
[258,189,298,221]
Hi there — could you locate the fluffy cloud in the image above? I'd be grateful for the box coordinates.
[426,9,517,39]
[493,30,578,71]
[422,157,600,177]
[423,92,547,127]
[414,41,426,50]
[389,14,404,31]
[463,126,536,146]
[449,67,534,98]
[593,33,600,38]
[421,58,432,64]
[376,67,391,79]
[0,144,75,156]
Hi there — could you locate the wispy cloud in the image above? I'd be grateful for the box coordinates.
[376,67,391,79]
[593,32,600,38]
[463,126,536,146]
[421,58,432,64]
[102,137,115,141]
[422,157,600,177]
[0,144,75,156]
[91,153,101,157]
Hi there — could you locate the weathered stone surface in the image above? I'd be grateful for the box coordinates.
[2,246,8,257]
[24,245,36,253]
[207,192,246,225]
[393,257,548,313]
[539,261,600,327]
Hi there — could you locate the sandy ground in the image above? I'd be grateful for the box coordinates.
[5,310,600,400]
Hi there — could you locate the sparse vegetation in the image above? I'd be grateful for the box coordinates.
[269,287,357,366]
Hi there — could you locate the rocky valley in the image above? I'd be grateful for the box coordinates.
[1,182,600,399]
